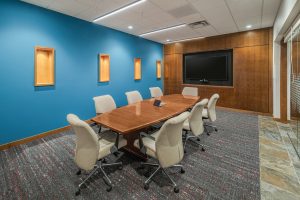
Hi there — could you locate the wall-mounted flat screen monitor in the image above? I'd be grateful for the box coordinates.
[183,49,233,86]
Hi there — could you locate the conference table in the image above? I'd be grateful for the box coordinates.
[92,94,200,159]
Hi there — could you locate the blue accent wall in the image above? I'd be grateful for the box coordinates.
[0,0,163,145]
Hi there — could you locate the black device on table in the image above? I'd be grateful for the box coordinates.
[153,99,161,107]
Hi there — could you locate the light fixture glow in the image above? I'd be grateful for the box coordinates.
[246,25,252,29]
[93,0,146,22]
[128,25,133,29]
[166,39,171,42]
[139,24,186,37]
[165,36,205,44]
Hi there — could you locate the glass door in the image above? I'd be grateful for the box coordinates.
[288,25,300,158]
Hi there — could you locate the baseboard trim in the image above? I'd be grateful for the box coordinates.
[0,120,93,151]
[216,106,272,116]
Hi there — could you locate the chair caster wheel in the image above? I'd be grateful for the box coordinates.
[118,165,123,170]
[102,158,107,163]
[76,170,81,175]
[75,189,80,196]
[180,168,185,174]
[207,132,210,136]
[215,128,218,132]
[174,187,179,193]
[184,150,187,153]
[201,147,205,151]
[106,186,112,192]
[197,138,200,141]
[144,183,149,190]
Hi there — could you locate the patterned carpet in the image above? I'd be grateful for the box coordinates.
[0,110,260,200]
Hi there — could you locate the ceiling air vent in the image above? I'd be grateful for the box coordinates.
[188,20,209,29]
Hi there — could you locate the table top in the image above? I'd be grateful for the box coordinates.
[91,94,200,134]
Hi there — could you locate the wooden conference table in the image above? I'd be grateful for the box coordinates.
[92,94,200,159]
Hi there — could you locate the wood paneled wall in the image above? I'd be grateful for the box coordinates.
[280,41,288,122]
[163,28,273,113]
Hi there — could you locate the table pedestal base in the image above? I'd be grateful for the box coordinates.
[123,132,147,161]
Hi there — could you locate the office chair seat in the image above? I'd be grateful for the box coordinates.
[134,112,190,193]
[98,131,127,159]
[182,99,208,152]
[67,114,127,195]
[202,94,220,134]
[134,131,160,158]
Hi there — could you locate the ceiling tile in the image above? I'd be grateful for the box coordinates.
[261,0,282,27]
[189,0,238,34]
[22,0,280,43]
[225,0,262,30]
[22,0,53,8]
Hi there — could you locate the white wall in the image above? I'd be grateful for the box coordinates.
[272,0,300,118]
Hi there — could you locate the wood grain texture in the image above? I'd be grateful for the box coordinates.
[163,28,272,113]
[280,40,287,122]
[92,94,199,159]
[268,29,273,114]
[99,54,110,82]
[34,46,55,86]
[92,94,199,134]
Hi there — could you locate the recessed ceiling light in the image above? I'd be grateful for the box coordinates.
[246,25,252,29]
[166,39,170,42]
[166,36,205,43]
[128,25,133,29]
[139,24,186,37]
[93,0,146,22]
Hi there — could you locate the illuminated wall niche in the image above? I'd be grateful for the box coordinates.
[134,58,141,80]
[99,54,110,82]
[156,60,161,79]
[34,46,55,86]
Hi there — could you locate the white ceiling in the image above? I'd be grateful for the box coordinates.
[22,0,282,44]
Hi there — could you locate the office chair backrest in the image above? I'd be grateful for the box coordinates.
[156,112,190,168]
[182,87,198,96]
[67,114,99,171]
[207,94,220,122]
[93,95,116,114]
[125,90,143,105]
[189,99,208,136]
[149,87,163,98]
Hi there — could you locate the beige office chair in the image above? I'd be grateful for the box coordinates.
[182,87,198,96]
[149,87,163,98]
[134,112,190,193]
[93,95,116,114]
[202,93,220,134]
[67,114,127,195]
[93,95,117,133]
[125,90,143,105]
[183,99,208,152]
